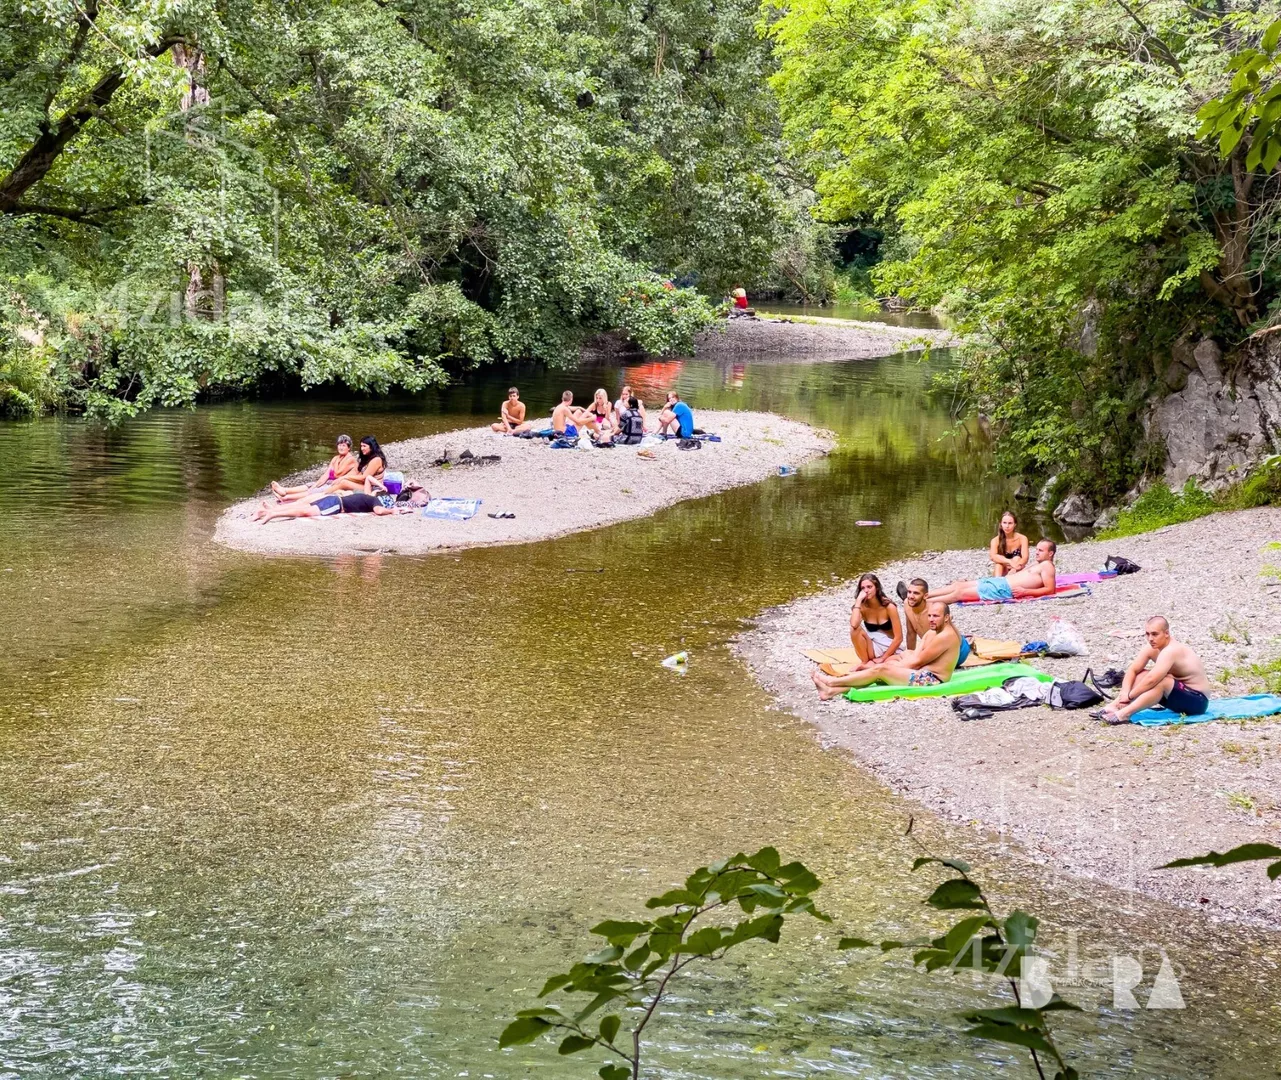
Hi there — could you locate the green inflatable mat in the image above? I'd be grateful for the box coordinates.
[843,661,1052,703]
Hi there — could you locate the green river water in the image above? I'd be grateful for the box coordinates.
[0,350,1278,1078]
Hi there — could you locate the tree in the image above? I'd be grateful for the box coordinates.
[767,0,1281,494]
[0,0,814,417]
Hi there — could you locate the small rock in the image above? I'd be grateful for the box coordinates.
[1093,505,1119,530]
[1054,492,1100,525]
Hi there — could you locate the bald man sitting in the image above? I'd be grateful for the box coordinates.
[1098,616,1211,724]
[811,601,961,701]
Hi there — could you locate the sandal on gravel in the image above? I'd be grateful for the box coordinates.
[1105,711,1130,725]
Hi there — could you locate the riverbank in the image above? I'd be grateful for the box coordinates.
[215,410,834,557]
[735,509,1281,927]
[693,314,956,360]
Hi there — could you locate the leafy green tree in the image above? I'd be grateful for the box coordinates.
[767,0,1281,495]
[0,0,815,417]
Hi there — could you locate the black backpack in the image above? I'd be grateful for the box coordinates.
[1049,681,1104,710]
[1104,555,1141,575]
[1048,668,1112,710]
[617,410,644,444]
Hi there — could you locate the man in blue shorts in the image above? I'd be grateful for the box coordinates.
[928,539,1057,604]
[658,392,694,438]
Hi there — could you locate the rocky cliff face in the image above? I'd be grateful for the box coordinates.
[1143,335,1281,489]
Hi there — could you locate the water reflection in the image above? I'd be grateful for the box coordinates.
[0,352,1276,1078]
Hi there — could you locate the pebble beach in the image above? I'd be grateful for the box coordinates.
[735,509,1281,927]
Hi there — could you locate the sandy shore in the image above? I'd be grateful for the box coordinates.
[215,411,834,557]
[693,315,956,360]
[734,510,1281,927]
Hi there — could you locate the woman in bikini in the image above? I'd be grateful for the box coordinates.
[849,573,903,668]
[988,510,1029,577]
[320,436,387,494]
[271,435,358,502]
[579,389,615,442]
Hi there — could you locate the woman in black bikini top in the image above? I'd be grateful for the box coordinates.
[988,510,1029,577]
[849,572,903,665]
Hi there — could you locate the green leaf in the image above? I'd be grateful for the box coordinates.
[539,973,573,997]
[962,1022,1056,1054]
[1003,910,1038,948]
[591,920,649,944]
[1221,122,1246,158]
[599,1014,621,1044]
[600,1066,631,1080]
[1263,18,1281,54]
[838,936,876,950]
[1162,843,1281,870]
[912,856,971,874]
[558,1034,596,1055]
[583,945,624,965]
[645,889,696,909]
[746,846,781,874]
[965,1006,1047,1028]
[924,879,985,910]
[685,926,729,955]
[499,1015,552,1048]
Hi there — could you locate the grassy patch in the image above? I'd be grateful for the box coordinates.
[1229,656,1281,693]
[1099,456,1281,539]
[1100,479,1217,538]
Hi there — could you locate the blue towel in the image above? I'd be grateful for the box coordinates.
[1131,694,1281,727]
[422,497,482,520]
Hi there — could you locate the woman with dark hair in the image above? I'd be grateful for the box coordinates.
[988,510,1029,577]
[849,572,903,667]
[321,436,387,494]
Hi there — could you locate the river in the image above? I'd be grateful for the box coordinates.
[0,349,1277,1078]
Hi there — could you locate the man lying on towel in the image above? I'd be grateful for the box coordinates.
[927,539,1057,604]
[1096,616,1210,724]
[811,601,960,700]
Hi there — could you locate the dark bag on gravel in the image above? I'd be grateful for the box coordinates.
[1049,678,1105,710]
[676,438,702,450]
[1104,555,1141,575]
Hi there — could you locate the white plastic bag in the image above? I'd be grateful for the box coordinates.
[1045,616,1087,657]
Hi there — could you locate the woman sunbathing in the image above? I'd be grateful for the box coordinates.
[988,510,1029,577]
[849,573,903,667]
[271,434,358,501]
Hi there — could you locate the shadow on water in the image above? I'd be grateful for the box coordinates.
[0,350,1276,1078]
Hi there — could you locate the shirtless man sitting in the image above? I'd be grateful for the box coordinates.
[1098,616,1211,724]
[492,387,532,434]
[901,578,929,648]
[551,391,579,438]
[927,539,1057,604]
[811,601,961,700]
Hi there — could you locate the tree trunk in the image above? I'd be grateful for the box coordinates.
[174,44,225,321]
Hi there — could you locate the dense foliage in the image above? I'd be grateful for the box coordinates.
[0,0,826,417]
[768,0,1281,496]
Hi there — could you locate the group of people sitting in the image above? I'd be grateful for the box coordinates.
[811,509,1211,723]
[490,386,695,445]
[253,434,430,524]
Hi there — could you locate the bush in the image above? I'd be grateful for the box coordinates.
[1100,480,1218,538]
